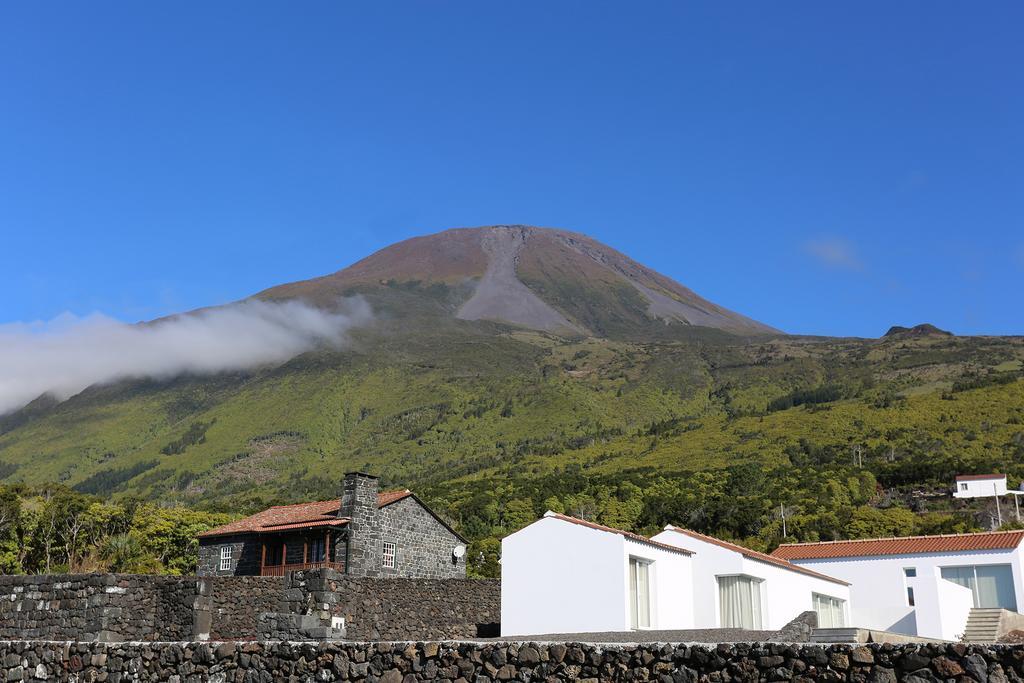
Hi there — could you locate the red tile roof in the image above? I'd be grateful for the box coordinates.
[661,527,849,586]
[956,473,1005,482]
[199,490,413,538]
[543,512,694,555]
[771,530,1024,561]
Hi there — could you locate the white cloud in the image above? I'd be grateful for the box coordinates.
[803,237,864,272]
[0,297,372,415]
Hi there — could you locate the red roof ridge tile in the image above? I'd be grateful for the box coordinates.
[777,528,1024,548]
[662,527,849,586]
[772,529,1024,560]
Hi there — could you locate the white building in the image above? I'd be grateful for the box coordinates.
[773,530,1024,641]
[954,473,1007,499]
[500,512,695,636]
[651,526,851,631]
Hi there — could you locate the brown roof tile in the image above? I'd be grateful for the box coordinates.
[543,512,694,555]
[661,527,849,585]
[771,530,1024,560]
[955,473,1005,482]
[199,490,413,538]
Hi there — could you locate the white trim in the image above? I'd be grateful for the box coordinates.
[219,546,232,572]
[382,541,396,569]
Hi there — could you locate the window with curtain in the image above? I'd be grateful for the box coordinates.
[940,565,1016,610]
[629,558,651,629]
[813,593,846,628]
[309,537,325,563]
[717,575,763,629]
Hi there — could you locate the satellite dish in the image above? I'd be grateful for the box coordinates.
[452,544,466,559]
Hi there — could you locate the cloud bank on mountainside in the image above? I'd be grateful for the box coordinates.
[0,298,372,415]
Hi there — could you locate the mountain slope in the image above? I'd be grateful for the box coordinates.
[0,225,1022,538]
[257,226,779,337]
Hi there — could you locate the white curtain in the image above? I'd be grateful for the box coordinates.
[718,575,763,629]
[630,559,651,628]
[813,594,846,628]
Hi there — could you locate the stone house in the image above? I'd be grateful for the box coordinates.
[197,472,466,578]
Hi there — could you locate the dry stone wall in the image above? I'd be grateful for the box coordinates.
[1,641,1023,682]
[0,570,499,642]
[277,570,500,640]
[0,574,194,642]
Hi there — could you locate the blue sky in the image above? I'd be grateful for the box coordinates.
[1,2,1021,337]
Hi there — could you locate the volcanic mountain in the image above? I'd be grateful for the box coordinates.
[0,224,1021,527]
[258,225,778,337]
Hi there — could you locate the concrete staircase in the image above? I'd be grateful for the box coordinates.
[963,608,1009,643]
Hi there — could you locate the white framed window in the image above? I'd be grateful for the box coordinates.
[382,541,396,569]
[717,574,764,629]
[813,593,846,628]
[219,546,232,572]
[629,557,652,629]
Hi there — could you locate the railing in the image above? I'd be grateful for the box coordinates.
[260,561,345,577]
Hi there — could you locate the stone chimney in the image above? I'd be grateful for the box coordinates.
[339,472,380,576]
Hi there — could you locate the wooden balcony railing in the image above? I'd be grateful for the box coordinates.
[260,561,345,577]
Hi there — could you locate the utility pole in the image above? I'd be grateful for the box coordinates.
[1014,494,1020,523]
[995,482,1003,527]
[853,444,863,467]
[780,503,787,537]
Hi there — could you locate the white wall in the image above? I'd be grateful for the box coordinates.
[909,571,974,641]
[789,547,1024,636]
[954,477,1007,498]
[651,529,850,631]
[501,516,694,636]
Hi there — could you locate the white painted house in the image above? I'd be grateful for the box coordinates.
[954,473,1008,499]
[501,512,695,636]
[651,527,851,631]
[773,530,1024,641]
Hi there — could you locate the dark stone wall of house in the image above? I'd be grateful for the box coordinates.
[0,574,194,641]
[197,535,262,576]
[370,496,466,579]
[2,641,1024,682]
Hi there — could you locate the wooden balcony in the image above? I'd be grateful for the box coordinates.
[260,561,345,577]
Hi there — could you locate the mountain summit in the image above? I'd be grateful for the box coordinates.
[259,225,779,337]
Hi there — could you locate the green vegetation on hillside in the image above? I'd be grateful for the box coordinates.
[0,311,1022,577]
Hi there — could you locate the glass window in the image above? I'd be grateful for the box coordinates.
[382,541,396,569]
[940,565,1017,610]
[219,546,232,572]
[309,537,325,563]
[960,483,969,491]
[813,593,846,628]
[904,567,916,577]
[629,558,651,629]
[718,575,764,629]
